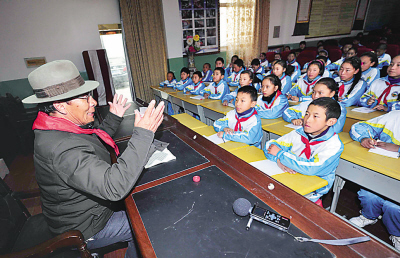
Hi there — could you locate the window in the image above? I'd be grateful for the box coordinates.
[179,0,220,54]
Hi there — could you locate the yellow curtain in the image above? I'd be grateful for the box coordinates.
[120,0,168,103]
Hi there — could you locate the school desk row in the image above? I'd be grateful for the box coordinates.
[152,86,400,217]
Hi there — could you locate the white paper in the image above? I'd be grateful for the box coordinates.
[351,107,376,113]
[160,91,169,99]
[369,147,399,159]
[189,95,205,100]
[227,103,235,108]
[249,159,284,176]
[145,148,176,168]
[284,124,302,130]
[204,133,230,145]
[139,107,147,116]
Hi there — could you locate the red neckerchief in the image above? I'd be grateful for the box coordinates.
[234,109,257,131]
[264,91,282,109]
[300,135,325,159]
[377,81,396,105]
[234,72,239,82]
[338,82,345,98]
[32,111,120,156]
[213,83,218,94]
[194,81,203,90]
[304,78,318,95]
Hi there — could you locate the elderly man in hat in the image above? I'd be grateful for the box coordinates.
[23,60,164,257]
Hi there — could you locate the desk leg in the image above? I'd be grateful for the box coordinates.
[330,176,346,213]
[197,105,206,123]
[261,131,270,150]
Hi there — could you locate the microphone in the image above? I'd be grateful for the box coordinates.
[232,198,290,231]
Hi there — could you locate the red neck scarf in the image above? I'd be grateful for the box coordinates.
[32,112,120,156]
[194,81,203,90]
[264,91,281,109]
[377,81,396,105]
[304,78,318,95]
[300,135,324,159]
[213,84,218,94]
[338,82,345,98]
[234,109,257,131]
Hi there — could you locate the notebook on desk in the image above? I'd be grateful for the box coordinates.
[369,147,400,159]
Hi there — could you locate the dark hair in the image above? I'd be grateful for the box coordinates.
[251,58,260,66]
[309,97,341,120]
[284,46,291,50]
[263,74,282,91]
[360,52,378,67]
[238,86,258,101]
[316,55,328,63]
[274,52,281,58]
[181,67,190,74]
[377,43,387,50]
[274,60,287,70]
[167,71,176,79]
[300,41,306,46]
[193,71,202,78]
[317,40,324,46]
[204,63,211,69]
[234,58,244,68]
[38,102,57,114]
[214,67,225,76]
[241,70,254,80]
[260,52,266,58]
[308,60,325,76]
[342,56,362,96]
[286,65,295,76]
[318,49,328,57]
[215,57,225,64]
[231,55,239,61]
[288,51,296,57]
[348,46,358,54]
[315,78,339,101]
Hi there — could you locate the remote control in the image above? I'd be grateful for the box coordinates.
[246,203,290,232]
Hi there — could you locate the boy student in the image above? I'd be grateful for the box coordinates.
[183,71,205,95]
[348,111,400,251]
[287,51,301,83]
[259,52,269,70]
[202,63,213,82]
[299,41,306,50]
[264,97,344,204]
[251,58,265,81]
[226,59,245,87]
[376,44,391,70]
[200,67,229,100]
[214,86,263,148]
[173,67,193,91]
[327,43,353,72]
[225,55,239,78]
[215,57,225,68]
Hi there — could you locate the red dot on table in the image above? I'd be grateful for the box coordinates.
[193,176,200,182]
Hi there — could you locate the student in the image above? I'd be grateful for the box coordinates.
[272,60,292,95]
[334,56,367,107]
[255,74,289,119]
[173,67,193,91]
[226,58,245,87]
[353,37,363,47]
[360,55,400,111]
[183,71,205,95]
[251,58,265,81]
[259,52,269,70]
[288,60,324,102]
[376,44,391,70]
[283,78,347,133]
[317,45,324,52]
[299,41,306,50]
[200,67,229,100]
[202,63,213,82]
[287,51,301,83]
[159,71,177,87]
[214,86,263,148]
[360,52,380,88]
[346,47,358,58]
[318,49,331,66]
[274,52,282,61]
[215,57,225,68]
[326,43,352,72]
[264,97,344,204]
[317,40,324,47]
[284,46,291,52]
[302,56,331,78]
[222,70,257,105]
[348,111,400,251]
[225,55,238,78]
[263,59,279,77]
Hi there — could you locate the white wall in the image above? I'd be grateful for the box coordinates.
[0,0,120,81]
[161,0,183,59]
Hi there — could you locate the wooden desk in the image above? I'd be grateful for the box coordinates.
[343,107,386,133]
[171,113,208,130]
[191,125,216,137]
[123,114,397,258]
[200,101,234,124]
[229,146,329,196]
[330,141,400,213]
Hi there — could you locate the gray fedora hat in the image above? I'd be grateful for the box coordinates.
[22,60,99,104]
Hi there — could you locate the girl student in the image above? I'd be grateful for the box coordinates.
[159,71,177,87]
[254,74,289,119]
[271,60,292,95]
[360,52,380,89]
[287,60,324,102]
[222,70,260,105]
[334,56,367,107]
[283,77,347,133]
[360,55,400,112]
[183,71,206,95]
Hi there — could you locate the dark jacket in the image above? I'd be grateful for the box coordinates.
[34,113,158,239]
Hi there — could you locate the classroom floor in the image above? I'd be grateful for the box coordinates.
[4,153,393,252]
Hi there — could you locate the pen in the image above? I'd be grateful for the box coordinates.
[368,129,376,147]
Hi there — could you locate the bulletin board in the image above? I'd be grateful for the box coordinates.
[305,0,358,38]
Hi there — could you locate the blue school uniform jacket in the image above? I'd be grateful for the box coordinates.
[213,108,263,148]
[359,76,400,111]
[289,75,321,102]
[334,77,367,107]
[221,83,260,103]
[260,59,269,70]
[173,78,193,91]
[264,127,344,202]
[350,110,400,151]
[183,81,206,95]
[282,99,347,133]
[255,92,288,119]
[279,73,292,95]
[326,57,345,71]
[253,66,265,81]
[377,53,391,69]
[159,79,177,87]
[202,70,213,82]
[361,67,380,89]
[200,80,229,100]
[288,60,301,83]
[226,68,244,87]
